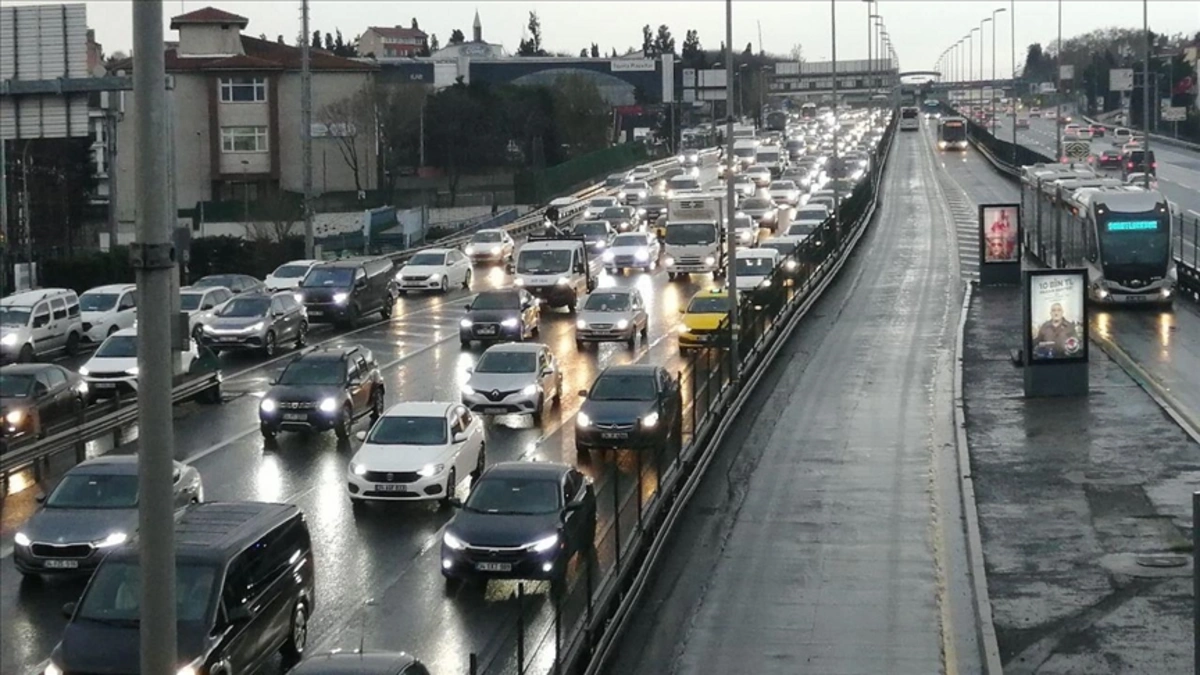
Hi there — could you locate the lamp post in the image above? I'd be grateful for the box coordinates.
[1141,0,1150,189]
[738,63,749,121]
[1055,0,1062,162]
[724,0,739,378]
[991,8,1006,131]
[981,17,993,127]
[968,29,979,111]
[863,1,874,101]
[1010,0,1016,162]
[869,11,882,100]
[831,0,841,248]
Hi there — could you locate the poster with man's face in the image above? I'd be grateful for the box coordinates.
[982,204,1020,263]
[1029,272,1086,361]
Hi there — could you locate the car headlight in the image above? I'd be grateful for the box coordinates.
[0,334,17,347]
[443,532,467,550]
[616,319,629,330]
[785,259,798,270]
[739,231,752,242]
[576,319,587,330]
[176,660,202,675]
[95,532,128,548]
[14,532,30,547]
[641,411,660,428]
[595,242,606,250]
[760,279,772,288]
[461,384,476,395]
[527,534,560,552]
[635,250,649,261]
[460,319,473,328]
[319,397,338,413]
[260,398,277,413]
[556,277,570,286]
[125,366,139,376]
[417,463,445,477]
[664,256,675,267]
[602,250,615,262]
[79,366,90,376]
[464,245,475,255]
[618,191,626,199]
[514,278,526,286]
[293,292,304,303]
[202,324,216,334]
[676,323,692,334]
[576,411,592,428]
[704,256,716,266]
[521,384,539,396]
[501,318,520,328]
[333,292,349,305]
[5,409,25,426]
[350,462,368,476]
[246,322,264,332]
[43,663,63,675]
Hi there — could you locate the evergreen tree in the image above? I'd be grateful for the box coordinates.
[449,29,466,45]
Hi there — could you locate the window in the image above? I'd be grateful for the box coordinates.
[219,77,266,103]
[44,367,68,389]
[118,292,136,311]
[221,126,268,153]
[51,298,67,320]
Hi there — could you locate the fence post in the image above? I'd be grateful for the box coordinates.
[112,390,123,448]
[1193,491,1198,675]
[469,653,477,675]
[517,582,526,675]
[74,400,88,464]
[613,465,621,571]
[636,445,643,529]
[554,580,562,675]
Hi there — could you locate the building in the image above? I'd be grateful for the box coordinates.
[110,6,377,242]
[768,59,898,104]
[358,22,428,59]
[429,11,507,61]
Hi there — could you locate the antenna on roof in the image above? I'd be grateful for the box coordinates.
[358,597,377,654]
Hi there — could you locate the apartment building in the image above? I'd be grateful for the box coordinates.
[111,7,377,240]
[358,23,428,58]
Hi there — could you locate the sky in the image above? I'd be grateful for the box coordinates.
[8,0,1199,79]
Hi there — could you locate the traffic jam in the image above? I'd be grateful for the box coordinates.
[1,106,889,674]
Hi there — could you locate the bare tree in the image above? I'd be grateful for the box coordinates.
[243,190,301,242]
[318,84,376,194]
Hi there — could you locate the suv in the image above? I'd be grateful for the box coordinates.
[48,502,314,674]
[461,343,562,425]
[259,345,385,439]
[0,289,84,363]
[200,291,308,356]
[78,284,138,344]
[297,257,396,328]
[1121,149,1156,178]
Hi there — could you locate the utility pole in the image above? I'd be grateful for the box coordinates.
[1141,0,1151,190]
[865,1,873,103]
[724,0,739,381]
[1010,0,1016,164]
[1055,0,1062,162]
[105,109,119,250]
[131,3,177,675]
[831,0,841,246]
[301,0,314,258]
[0,139,7,297]
[20,141,32,283]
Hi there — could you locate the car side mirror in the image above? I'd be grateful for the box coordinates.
[355,430,367,441]
[227,605,252,624]
[355,278,367,288]
[448,497,464,509]
[62,602,77,618]
[453,432,468,444]
[577,389,588,398]
[35,493,46,504]
[463,303,472,311]
[465,366,474,374]
[561,502,583,522]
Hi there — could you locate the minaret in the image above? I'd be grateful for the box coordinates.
[472,9,482,43]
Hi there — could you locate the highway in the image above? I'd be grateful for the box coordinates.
[606,129,975,673]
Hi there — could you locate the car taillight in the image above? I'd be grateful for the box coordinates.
[1151,162,1157,168]
[1127,163,1134,169]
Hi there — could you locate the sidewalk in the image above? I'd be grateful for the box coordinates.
[962,285,1196,674]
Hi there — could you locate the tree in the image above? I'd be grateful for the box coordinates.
[19,137,97,254]
[424,83,505,203]
[654,25,675,56]
[743,42,754,57]
[427,34,439,54]
[371,83,428,195]
[642,25,655,56]
[243,191,302,242]
[789,43,804,63]
[591,44,600,58]
[311,30,321,49]
[318,85,377,194]
[410,18,420,31]
[517,11,546,56]
[449,29,466,45]
[682,30,703,68]
[550,75,610,157]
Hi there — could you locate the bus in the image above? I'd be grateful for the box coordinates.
[922,99,940,119]
[899,107,920,131]
[1020,173,1174,306]
[937,117,968,150]
[799,103,817,120]
[765,110,788,132]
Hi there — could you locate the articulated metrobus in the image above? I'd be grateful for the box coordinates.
[799,102,817,120]
[937,117,968,150]
[1021,167,1175,306]
[899,107,920,131]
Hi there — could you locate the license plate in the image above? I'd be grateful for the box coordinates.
[308,310,324,316]
[476,326,497,335]
[476,562,512,572]
[484,407,508,415]
[283,413,308,421]
[45,559,80,569]
[94,382,116,389]
[1123,295,1148,303]
[219,337,239,342]
[601,432,630,440]
[374,484,409,493]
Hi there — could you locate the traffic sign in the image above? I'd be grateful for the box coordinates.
[1064,141,1090,161]
[1060,65,1075,80]
[1162,107,1186,122]
[1109,68,1133,92]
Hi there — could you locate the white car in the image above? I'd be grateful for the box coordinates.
[767,180,801,207]
[179,285,234,341]
[347,401,485,507]
[618,181,651,206]
[734,248,781,300]
[629,166,655,182]
[792,205,830,228]
[732,174,758,198]
[464,229,516,265]
[396,248,472,294]
[603,232,661,273]
[1125,172,1158,189]
[79,327,199,400]
[585,196,620,220]
[78,284,138,344]
[732,214,761,247]
[745,165,773,187]
[264,259,321,292]
[461,343,562,426]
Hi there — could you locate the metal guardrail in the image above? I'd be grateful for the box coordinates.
[1079,114,1200,153]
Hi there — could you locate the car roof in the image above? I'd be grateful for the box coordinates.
[381,401,456,417]
[483,461,570,479]
[278,259,322,266]
[144,502,299,560]
[477,288,520,296]
[82,284,136,294]
[1,288,76,306]
[411,248,452,255]
[289,652,419,674]
[110,327,138,337]
[588,286,635,295]
[70,455,142,474]
[302,344,365,360]
[318,257,377,268]
[483,342,544,354]
[2,362,67,375]
[690,288,728,300]
[738,248,779,258]
[180,285,224,294]
[474,228,507,235]
[598,364,659,377]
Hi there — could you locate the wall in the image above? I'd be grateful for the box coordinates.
[276,71,376,194]
[215,79,270,175]
[176,24,243,57]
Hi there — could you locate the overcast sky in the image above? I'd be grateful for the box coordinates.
[10,1,1200,78]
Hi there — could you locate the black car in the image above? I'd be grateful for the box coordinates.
[49,502,314,675]
[259,345,385,439]
[1122,149,1156,177]
[575,365,683,452]
[599,206,643,233]
[1097,149,1123,169]
[641,195,669,223]
[192,273,265,295]
[1,363,87,446]
[571,220,616,256]
[441,462,596,588]
[459,289,540,346]
[297,257,396,328]
[291,651,431,675]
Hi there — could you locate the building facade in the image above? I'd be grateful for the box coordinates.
[358,23,427,59]
[769,59,898,104]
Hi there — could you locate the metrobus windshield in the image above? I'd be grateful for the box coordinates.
[1098,213,1170,268]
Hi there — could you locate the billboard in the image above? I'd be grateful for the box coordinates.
[1059,65,1075,80]
[980,204,1019,263]
[1026,270,1088,362]
[1110,68,1134,92]
[611,59,655,72]
[0,3,91,139]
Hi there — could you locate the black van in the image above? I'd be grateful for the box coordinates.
[1121,149,1157,178]
[298,257,397,327]
[49,502,315,674]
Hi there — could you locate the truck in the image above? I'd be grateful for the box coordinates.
[513,236,599,311]
[732,138,759,168]
[663,193,728,281]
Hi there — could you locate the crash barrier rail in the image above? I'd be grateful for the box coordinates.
[1079,114,1200,154]
[0,370,222,497]
[453,112,900,675]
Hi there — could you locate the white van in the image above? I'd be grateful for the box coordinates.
[513,236,599,311]
[79,284,138,344]
[0,288,84,363]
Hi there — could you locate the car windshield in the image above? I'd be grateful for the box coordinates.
[366,416,448,445]
[733,216,755,229]
[272,264,311,279]
[277,359,344,386]
[409,253,447,266]
[0,374,35,398]
[787,223,818,236]
[670,179,700,189]
[622,183,646,192]
[46,473,139,508]
[584,292,631,311]
[471,292,520,310]
[763,242,798,256]
[612,234,645,248]
[665,223,716,245]
[602,208,632,220]
[472,231,503,243]
[0,307,32,325]
[734,175,754,184]
[742,199,772,210]
[194,276,235,288]
[517,249,573,274]
[465,476,560,515]
[80,293,119,312]
[688,295,729,313]
[475,350,537,374]
[589,373,657,401]
[95,335,137,358]
[302,268,355,288]
[797,209,828,221]
[769,182,795,190]
[574,223,609,237]
[179,294,204,312]
[78,561,217,624]
[590,198,617,208]
[217,297,270,318]
[736,257,774,275]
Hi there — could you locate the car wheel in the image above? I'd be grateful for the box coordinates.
[65,332,81,356]
[443,575,463,595]
[380,295,394,320]
[370,388,385,423]
[460,338,471,348]
[667,272,678,281]
[279,600,308,665]
[462,269,472,290]
[641,322,649,339]
[553,380,562,406]
[17,343,33,363]
[192,325,205,343]
[440,467,457,507]
[531,321,539,337]
[575,339,585,350]
[439,276,449,294]
[295,321,309,348]
[335,406,353,440]
[472,443,486,479]
[107,325,119,338]
[200,381,222,405]
[345,305,360,329]
[626,331,636,348]
[532,402,545,427]
[262,330,277,357]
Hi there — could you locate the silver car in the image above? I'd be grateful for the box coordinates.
[13,455,202,578]
[461,343,563,426]
[198,291,308,356]
[574,288,649,348]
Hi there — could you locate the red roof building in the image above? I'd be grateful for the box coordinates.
[358,24,428,58]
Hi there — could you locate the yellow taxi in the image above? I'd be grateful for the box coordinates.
[677,289,731,351]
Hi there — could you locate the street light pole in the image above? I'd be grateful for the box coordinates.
[724,0,738,379]
[981,17,993,128]
[1142,0,1150,189]
[864,1,873,102]
[831,0,841,247]
[1055,0,1062,162]
[1010,0,1017,161]
[992,8,1006,132]
[301,0,314,258]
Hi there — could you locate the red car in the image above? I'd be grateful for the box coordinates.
[1096,149,1122,168]
[1089,124,1105,138]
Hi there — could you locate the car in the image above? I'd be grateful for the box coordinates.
[180,284,234,340]
[12,455,202,578]
[1122,149,1156,177]
[600,205,643,233]
[395,248,472,294]
[199,291,308,356]
[0,288,84,363]
[1044,109,1057,120]
[1089,124,1106,138]
[738,196,780,231]
[680,149,701,166]
[783,218,823,241]
[1029,107,1042,118]
[459,288,541,345]
[745,165,773,187]
[603,232,661,274]
[791,204,830,232]
[584,196,620,220]
[666,175,703,198]
[79,327,204,401]
[297,257,397,328]
[1125,172,1158,189]
[78,284,138,344]
[464,228,516,265]
[513,237,598,311]
[1112,127,1132,143]
[440,461,596,587]
[732,174,758,198]
[192,273,264,295]
[347,402,485,507]
[641,194,670,224]
[767,180,802,207]
[604,171,632,188]
[1097,149,1123,168]
[629,165,655,183]
[677,288,731,351]
[575,364,683,452]
[618,181,651,206]
[461,343,562,425]
[1,363,88,445]
[731,214,760,247]
[757,236,807,278]
[574,288,649,347]
[291,652,432,675]
[264,260,322,292]
[733,248,782,305]
[1063,124,1086,139]
[46,501,314,674]
[571,220,617,257]
[259,345,385,439]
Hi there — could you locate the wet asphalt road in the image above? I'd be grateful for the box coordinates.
[0,163,807,674]
[606,131,975,673]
